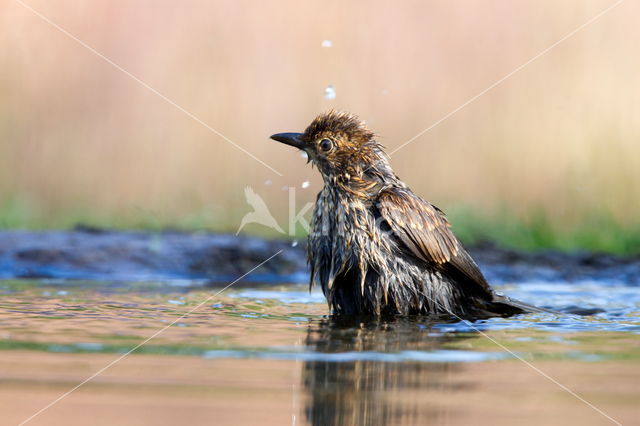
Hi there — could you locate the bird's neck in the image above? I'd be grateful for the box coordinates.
[322,162,397,199]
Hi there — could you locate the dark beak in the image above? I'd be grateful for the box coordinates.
[270,132,305,150]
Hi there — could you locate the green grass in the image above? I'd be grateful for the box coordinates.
[1,197,639,255]
[0,197,225,232]
[447,206,640,255]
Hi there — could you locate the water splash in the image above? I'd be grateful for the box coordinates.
[324,85,336,100]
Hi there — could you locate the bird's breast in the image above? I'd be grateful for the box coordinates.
[309,187,385,273]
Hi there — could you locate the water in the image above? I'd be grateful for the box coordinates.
[324,85,336,100]
[0,278,638,426]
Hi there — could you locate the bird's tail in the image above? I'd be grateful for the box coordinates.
[480,294,560,317]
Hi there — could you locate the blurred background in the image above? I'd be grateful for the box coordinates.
[1,0,638,252]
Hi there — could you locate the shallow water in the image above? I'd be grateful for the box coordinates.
[0,278,638,426]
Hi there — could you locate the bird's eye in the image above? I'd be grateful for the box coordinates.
[319,138,333,152]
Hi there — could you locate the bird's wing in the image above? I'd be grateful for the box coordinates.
[244,186,284,233]
[244,186,256,199]
[376,187,492,294]
[245,187,268,210]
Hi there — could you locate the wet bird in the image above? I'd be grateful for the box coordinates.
[271,111,548,318]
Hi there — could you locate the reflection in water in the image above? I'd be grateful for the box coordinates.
[303,317,475,426]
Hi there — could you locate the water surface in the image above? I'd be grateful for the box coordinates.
[0,278,638,426]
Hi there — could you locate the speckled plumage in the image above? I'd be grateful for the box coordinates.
[272,111,545,318]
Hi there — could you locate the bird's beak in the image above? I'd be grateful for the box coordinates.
[270,132,305,150]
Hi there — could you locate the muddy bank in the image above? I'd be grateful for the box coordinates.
[0,228,638,285]
[0,229,305,283]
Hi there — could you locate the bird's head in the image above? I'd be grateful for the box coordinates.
[271,111,391,183]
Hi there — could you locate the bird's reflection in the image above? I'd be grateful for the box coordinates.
[302,316,476,426]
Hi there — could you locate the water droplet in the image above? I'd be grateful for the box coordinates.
[291,240,298,247]
[301,181,310,189]
[321,40,333,48]
[300,150,308,161]
[264,179,272,186]
[324,85,336,100]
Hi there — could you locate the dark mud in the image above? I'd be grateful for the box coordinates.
[0,228,304,283]
[0,228,638,286]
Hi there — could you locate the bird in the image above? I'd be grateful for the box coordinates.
[270,110,550,318]
[236,186,284,235]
